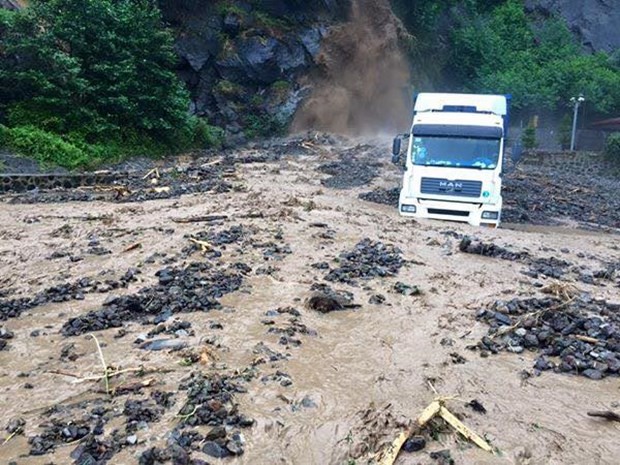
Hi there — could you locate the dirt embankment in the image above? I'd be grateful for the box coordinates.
[0,135,619,465]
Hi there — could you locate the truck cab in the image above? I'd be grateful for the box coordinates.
[392,93,509,227]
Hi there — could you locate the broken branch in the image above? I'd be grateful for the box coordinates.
[172,215,228,224]
[587,411,620,422]
[189,238,214,252]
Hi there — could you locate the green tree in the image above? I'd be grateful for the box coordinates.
[558,114,572,149]
[522,124,537,150]
[0,0,214,167]
[450,0,620,114]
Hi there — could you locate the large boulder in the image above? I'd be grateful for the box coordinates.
[216,34,310,85]
[525,0,620,53]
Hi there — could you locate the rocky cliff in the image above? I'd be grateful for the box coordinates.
[159,0,350,141]
[525,0,620,53]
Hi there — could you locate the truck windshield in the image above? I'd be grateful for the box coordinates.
[411,136,500,169]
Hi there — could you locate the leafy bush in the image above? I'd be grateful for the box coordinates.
[605,133,620,162]
[192,119,225,149]
[2,125,92,169]
[244,114,284,139]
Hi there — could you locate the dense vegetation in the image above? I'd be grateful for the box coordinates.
[0,0,222,169]
[393,0,620,115]
[605,133,620,163]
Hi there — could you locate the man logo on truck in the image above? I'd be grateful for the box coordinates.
[439,181,463,192]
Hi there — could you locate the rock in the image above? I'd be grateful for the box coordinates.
[467,399,487,414]
[205,426,227,441]
[394,282,421,296]
[524,334,539,348]
[6,417,25,434]
[494,312,512,326]
[126,435,138,445]
[223,13,242,36]
[140,339,187,352]
[403,436,426,452]
[300,396,318,409]
[202,441,230,459]
[430,449,454,464]
[226,433,245,456]
[306,292,350,313]
[299,27,324,57]
[583,369,604,380]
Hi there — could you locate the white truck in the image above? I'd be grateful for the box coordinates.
[392,93,510,227]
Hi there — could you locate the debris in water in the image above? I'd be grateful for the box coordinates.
[324,238,404,284]
[476,296,620,379]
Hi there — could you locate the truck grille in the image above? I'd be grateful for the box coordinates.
[420,177,482,198]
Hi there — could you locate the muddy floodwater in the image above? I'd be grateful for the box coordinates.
[1,136,619,465]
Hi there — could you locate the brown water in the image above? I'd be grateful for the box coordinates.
[292,0,412,135]
[1,138,619,464]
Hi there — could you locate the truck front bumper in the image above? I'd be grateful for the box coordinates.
[399,196,502,227]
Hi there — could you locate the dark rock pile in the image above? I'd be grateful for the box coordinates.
[29,418,99,456]
[123,400,163,433]
[459,237,573,280]
[263,307,318,347]
[0,269,139,321]
[306,282,360,313]
[523,256,572,279]
[70,435,119,465]
[502,171,620,229]
[324,239,405,285]
[476,296,620,379]
[184,225,250,255]
[359,187,400,206]
[62,263,243,336]
[170,372,254,459]
[459,236,527,261]
[318,145,384,189]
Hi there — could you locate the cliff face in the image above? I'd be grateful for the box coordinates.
[159,0,350,140]
[525,0,620,53]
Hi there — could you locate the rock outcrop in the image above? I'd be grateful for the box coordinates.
[159,0,349,141]
[525,0,620,53]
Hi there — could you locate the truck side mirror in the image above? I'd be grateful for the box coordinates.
[392,137,401,164]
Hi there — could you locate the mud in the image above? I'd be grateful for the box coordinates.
[1,135,620,465]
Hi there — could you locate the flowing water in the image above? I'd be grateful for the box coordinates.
[1,136,618,464]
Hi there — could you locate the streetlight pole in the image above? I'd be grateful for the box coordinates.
[570,94,585,151]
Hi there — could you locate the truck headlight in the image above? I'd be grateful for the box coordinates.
[482,211,499,220]
[401,204,416,213]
